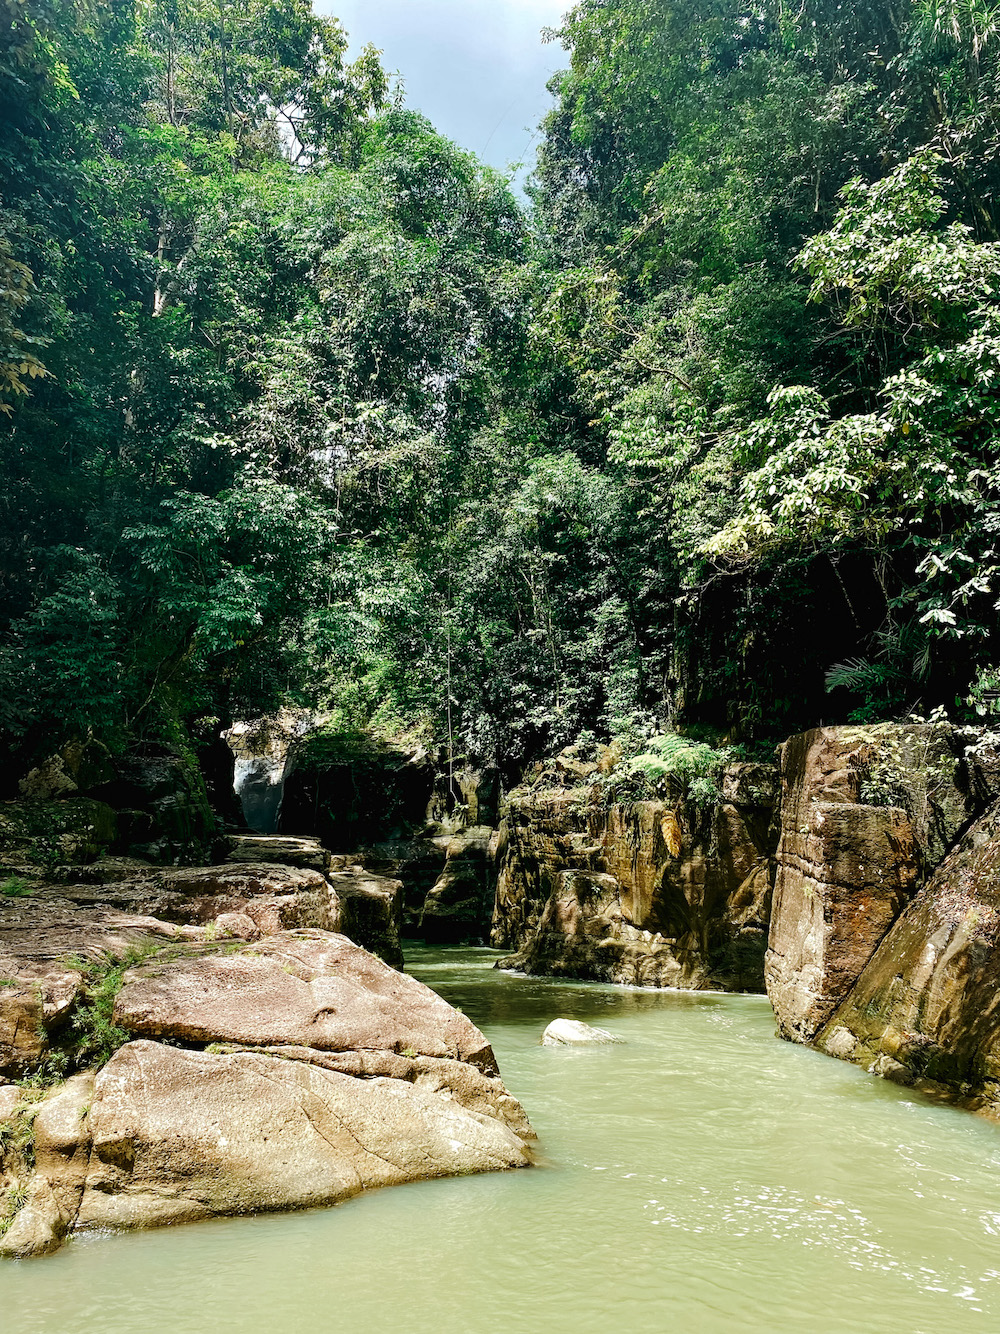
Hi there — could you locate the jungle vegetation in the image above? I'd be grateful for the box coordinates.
[2,0,1000,783]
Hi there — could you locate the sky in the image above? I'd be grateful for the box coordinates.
[319,0,572,182]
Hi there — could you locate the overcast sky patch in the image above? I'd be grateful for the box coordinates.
[319,1,571,182]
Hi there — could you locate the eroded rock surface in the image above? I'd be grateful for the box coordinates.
[419,826,495,943]
[765,724,983,1043]
[0,895,532,1257]
[815,800,1000,1105]
[492,762,778,990]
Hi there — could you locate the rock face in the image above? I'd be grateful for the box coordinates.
[225,711,317,834]
[492,764,778,990]
[0,799,118,872]
[765,724,984,1043]
[814,799,1000,1104]
[419,827,495,943]
[327,867,404,969]
[0,897,532,1258]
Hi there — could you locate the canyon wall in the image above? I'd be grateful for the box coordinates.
[491,760,779,990]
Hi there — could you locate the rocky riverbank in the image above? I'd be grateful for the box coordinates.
[0,852,532,1258]
[8,714,1000,1261]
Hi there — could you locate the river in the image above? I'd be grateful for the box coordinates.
[5,943,1000,1332]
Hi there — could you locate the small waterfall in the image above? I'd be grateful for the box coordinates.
[225,711,317,833]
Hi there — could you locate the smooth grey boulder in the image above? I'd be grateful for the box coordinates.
[541,1018,624,1046]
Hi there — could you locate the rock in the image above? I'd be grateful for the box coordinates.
[0,799,117,871]
[0,900,533,1255]
[92,751,219,865]
[226,833,332,873]
[73,1041,529,1236]
[327,868,404,969]
[155,862,337,936]
[814,799,1000,1105]
[766,800,918,1043]
[492,766,778,991]
[225,711,317,834]
[419,826,495,943]
[764,725,982,1044]
[0,861,402,1078]
[365,837,448,928]
[0,1085,22,1119]
[0,985,48,1078]
[113,930,494,1069]
[541,1019,623,1046]
[0,897,181,1078]
[19,737,115,802]
[425,767,501,833]
[0,1075,94,1259]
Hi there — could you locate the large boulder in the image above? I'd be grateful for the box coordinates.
[327,867,404,969]
[66,1042,529,1239]
[18,737,116,802]
[0,909,532,1258]
[765,724,981,1044]
[815,799,1000,1105]
[113,931,465,1063]
[225,833,331,873]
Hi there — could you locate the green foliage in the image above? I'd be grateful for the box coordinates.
[64,943,167,1071]
[603,733,734,805]
[5,0,1000,785]
[0,877,33,898]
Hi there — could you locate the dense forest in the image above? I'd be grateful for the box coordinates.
[3,0,1000,789]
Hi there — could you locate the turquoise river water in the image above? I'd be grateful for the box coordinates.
[5,943,1000,1332]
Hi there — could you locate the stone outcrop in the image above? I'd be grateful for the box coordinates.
[492,761,778,990]
[814,799,1000,1106]
[18,737,116,802]
[0,799,117,873]
[226,833,332,873]
[225,710,318,834]
[326,867,404,970]
[425,767,501,833]
[765,724,986,1043]
[419,826,495,943]
[0,896,532,1257]
[366,836,449,931]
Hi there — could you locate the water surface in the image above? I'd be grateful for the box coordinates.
[5,944,1000,1332]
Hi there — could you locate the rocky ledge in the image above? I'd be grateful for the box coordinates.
[0,870,532,1258]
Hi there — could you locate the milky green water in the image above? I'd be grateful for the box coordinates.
[5,944,1000,1333]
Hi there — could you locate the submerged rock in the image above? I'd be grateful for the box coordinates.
[541,1019,623,1046]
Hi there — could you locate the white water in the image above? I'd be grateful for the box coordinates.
[5,945,1000,1332]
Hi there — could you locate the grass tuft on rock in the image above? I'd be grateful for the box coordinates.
[65,942,168,1070]
[0,877,33,899]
